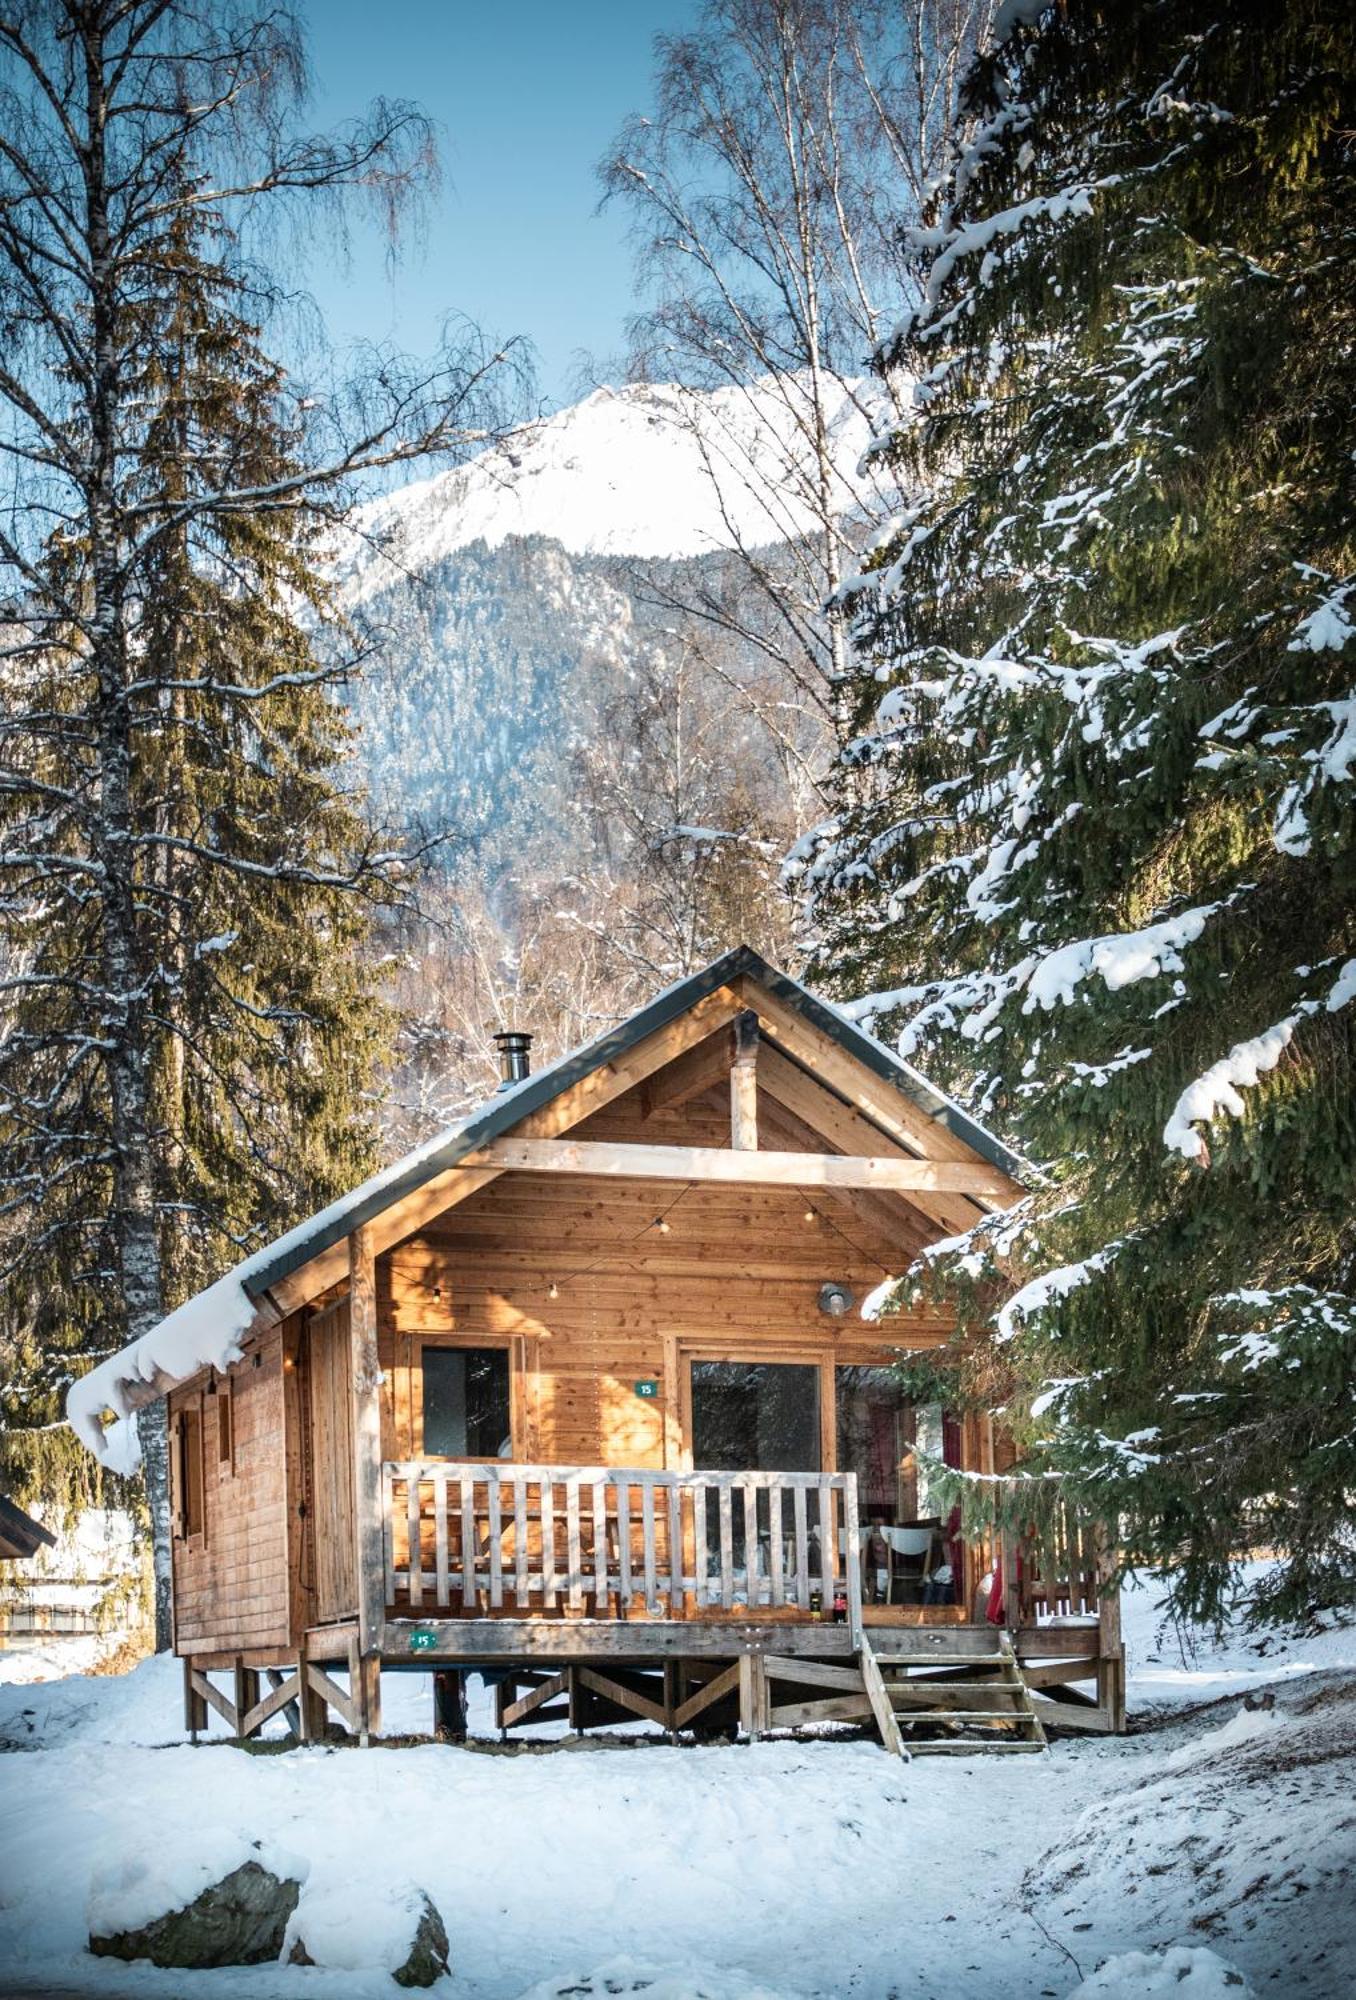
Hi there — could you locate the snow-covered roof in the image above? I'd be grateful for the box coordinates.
[67,946,1026,1468]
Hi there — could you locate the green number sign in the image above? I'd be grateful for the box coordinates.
[634,1380,659,1399]
[409,1629,437,1653]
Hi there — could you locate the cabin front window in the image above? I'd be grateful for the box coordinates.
[421,1345,511,1458]
[690,1360,820,1472]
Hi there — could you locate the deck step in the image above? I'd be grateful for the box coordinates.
[857,1634,1047,1758]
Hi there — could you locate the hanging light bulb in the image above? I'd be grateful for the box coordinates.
[655,1217,671,1235]
[548,1280,559,1300]
[803,1209,816,1225]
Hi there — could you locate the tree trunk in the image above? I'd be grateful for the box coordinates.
[137,1400,173,1647]
[81,12,172,1651]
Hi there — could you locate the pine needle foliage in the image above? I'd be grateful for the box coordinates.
[0,198,388,1522]
[802,0,1355,1627]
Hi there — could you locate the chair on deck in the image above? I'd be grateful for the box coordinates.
[879,1524,938,1604]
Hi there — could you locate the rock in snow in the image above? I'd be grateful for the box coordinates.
[88,1834,306,1968]
[285,1880,450,1987]
[1067,1945,1254,1998]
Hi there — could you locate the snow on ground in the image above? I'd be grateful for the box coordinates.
[0,1577,1351,2000]
[1119,1561,1356,1710]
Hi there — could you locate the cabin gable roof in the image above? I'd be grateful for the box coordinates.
[251,944,1023,1304]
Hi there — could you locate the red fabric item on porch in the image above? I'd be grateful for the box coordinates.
[987,1551,1022,1624]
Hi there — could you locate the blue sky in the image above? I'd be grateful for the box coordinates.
[298,0,697,408]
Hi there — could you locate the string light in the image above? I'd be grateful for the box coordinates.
[655,1217,671,1235]
[548,1281,559,1300]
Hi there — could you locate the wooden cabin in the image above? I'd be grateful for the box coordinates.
[74,948,1125,1752]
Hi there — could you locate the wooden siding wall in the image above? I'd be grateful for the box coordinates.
[373,1078,960,1471]
[170,1326,292,1656]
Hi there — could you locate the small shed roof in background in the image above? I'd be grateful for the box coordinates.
[0,1493,58,1562]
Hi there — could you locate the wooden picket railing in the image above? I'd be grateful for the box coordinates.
[383,1462,863,1638]
[998,1497,1110,1627]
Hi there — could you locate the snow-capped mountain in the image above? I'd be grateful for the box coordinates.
[333,376,886,853]
[337,375,882,594]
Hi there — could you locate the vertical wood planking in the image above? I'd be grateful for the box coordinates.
[768,1483,785,1607]
[382,1462,397,1612]
[406,1470,423,1608]
[641,1479,657,1606]
[540,1474,557,1608]
[565,1477,583,1609]
[460,1473,476,1611]
[693,1483,708,1605]
[615,1476,632,1606]
[513,1473,529,1607]
[819,1480,837,1599]
[433,1470,449,1605]
[741,1479,759,1607]
[718,1482,734,1609]
[793,1483,809,1609]
[592,1478,608,1608]
[843,1472,863,1643]
[487,1472,503,1609]
[668,1481,684,1611]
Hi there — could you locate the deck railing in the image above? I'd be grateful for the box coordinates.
[383,1461,863,1639]
[999,1497,1110,1627]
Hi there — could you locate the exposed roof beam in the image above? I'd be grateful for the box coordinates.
[460,1136,1015,1198]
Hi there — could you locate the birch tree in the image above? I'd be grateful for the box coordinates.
[0,0,521,1643]
[601,0,992,789]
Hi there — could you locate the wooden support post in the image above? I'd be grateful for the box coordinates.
[1096,1535,1126,1732]
[183,1657,208,1741]
[296,1636,328,1743]
[738,1650,769,1741]
[664,1659,680,1742]
[349,1223,384,1745]
[233,1659,261,1741]
[730,1008,759,1151]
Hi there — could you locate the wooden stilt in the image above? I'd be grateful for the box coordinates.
[233,1659,261,1740]
[183,1657,208,1741]
[296,1637,327,1743]
[738,1651,769,1740]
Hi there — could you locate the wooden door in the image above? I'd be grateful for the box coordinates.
[306,1301,358,1624]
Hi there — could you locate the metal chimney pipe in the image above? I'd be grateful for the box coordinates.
[493,1030,533,1089]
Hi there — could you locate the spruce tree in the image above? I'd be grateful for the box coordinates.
[0,3,516,1644]
[803,0,1355,1625]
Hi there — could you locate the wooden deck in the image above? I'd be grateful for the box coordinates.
[177,1463,1124,1748]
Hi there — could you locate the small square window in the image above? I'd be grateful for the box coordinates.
[422,1346,511,1458]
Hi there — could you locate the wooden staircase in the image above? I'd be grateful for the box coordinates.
[858,1632,1047,1757]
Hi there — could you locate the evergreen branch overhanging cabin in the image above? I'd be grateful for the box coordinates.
[68,947,1125,1749]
